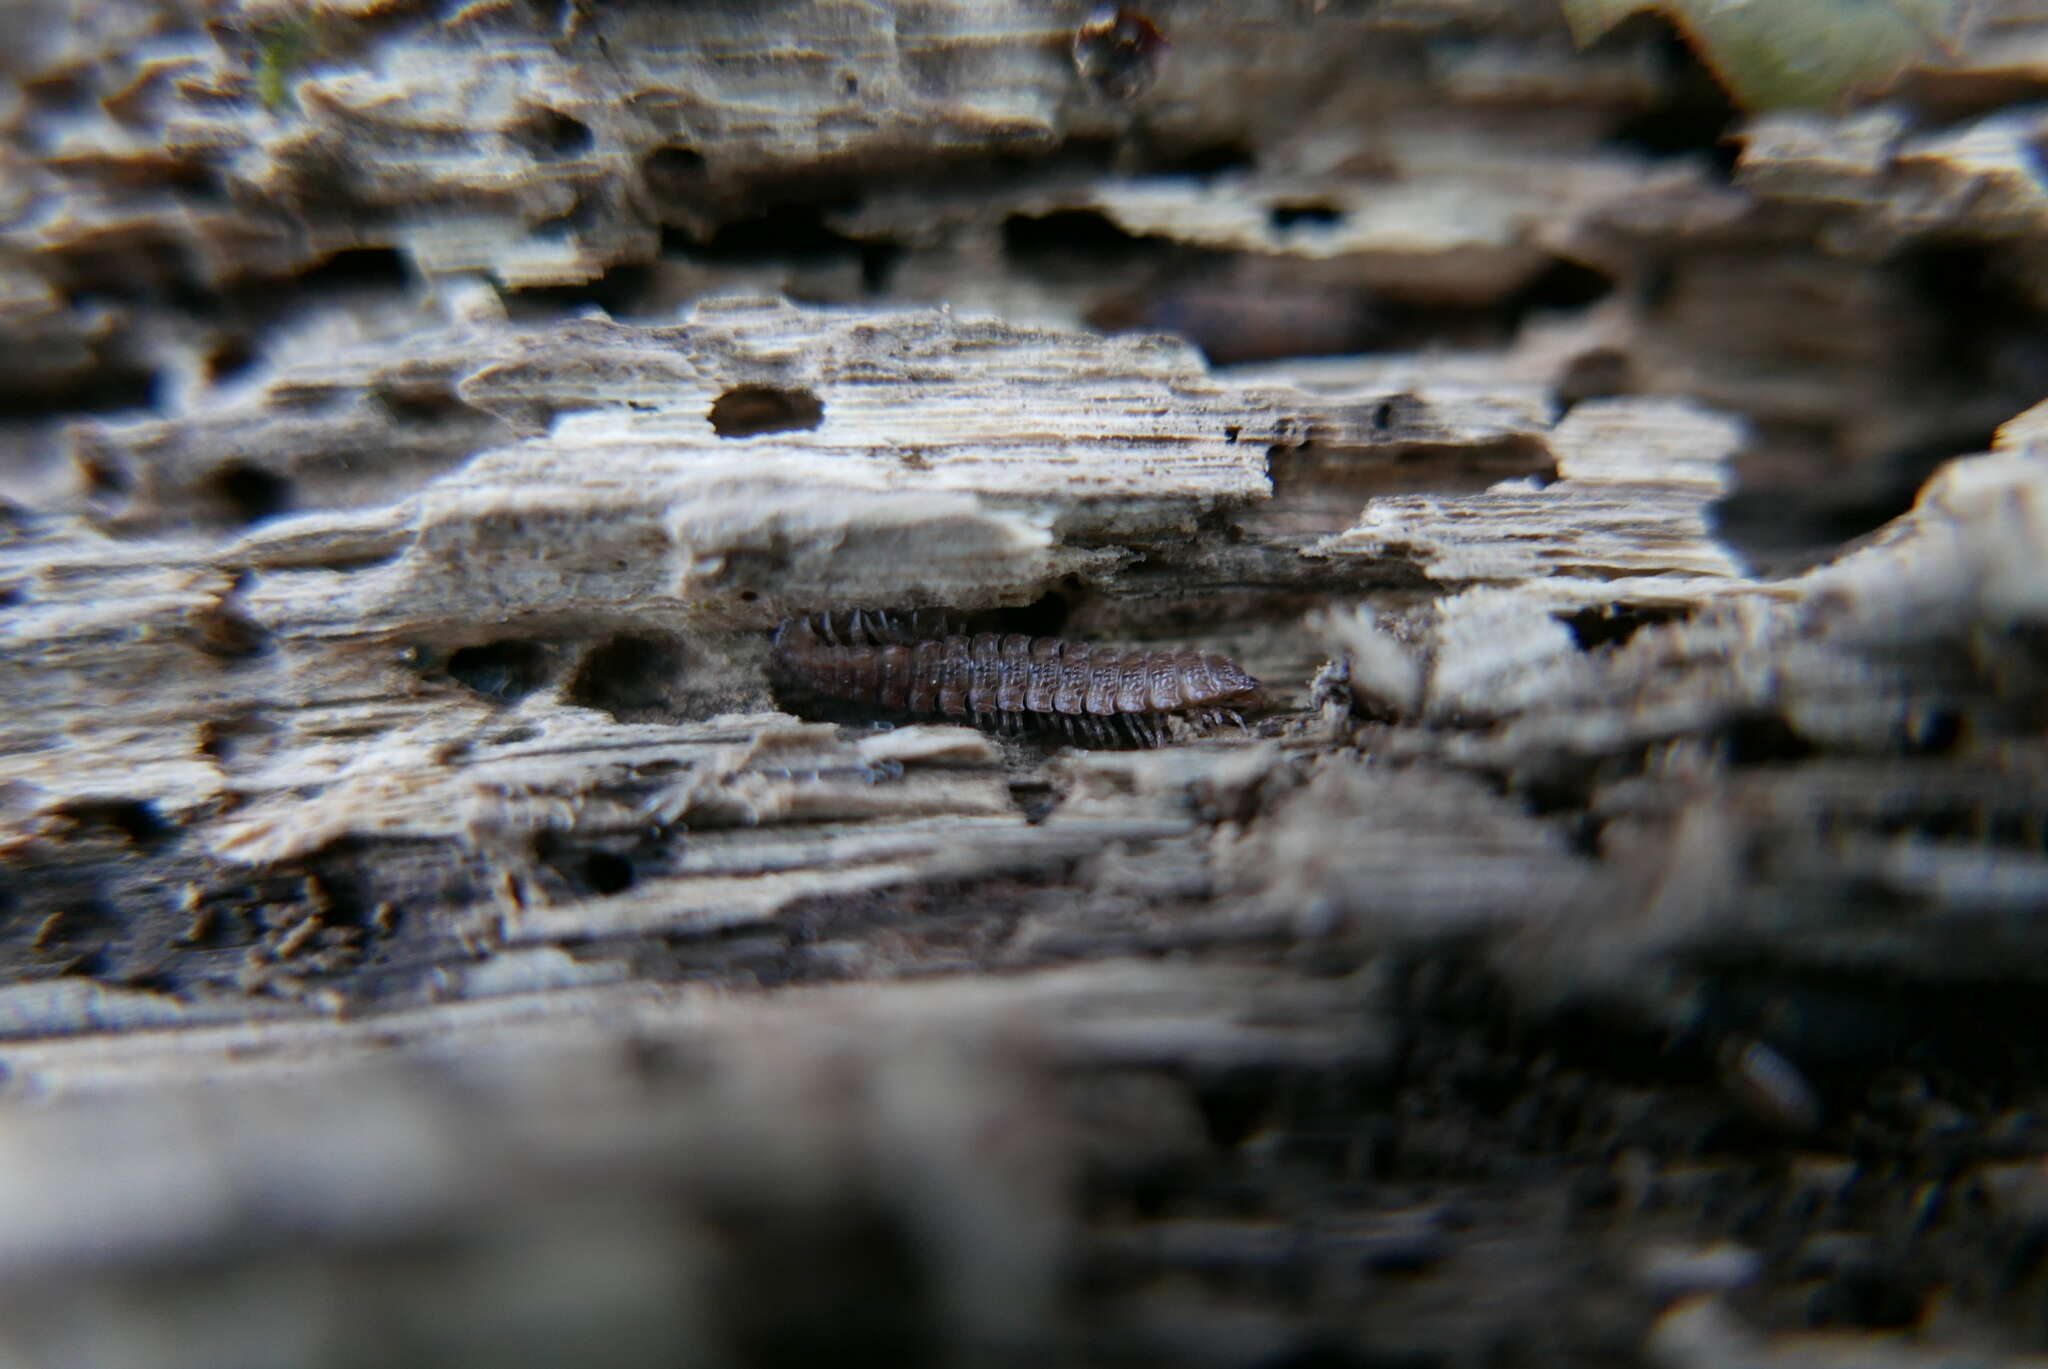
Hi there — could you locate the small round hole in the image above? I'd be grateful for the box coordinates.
[207,462,292,526]
[584,851,634,895]
[708,384,824,438]
[446,640,552,702]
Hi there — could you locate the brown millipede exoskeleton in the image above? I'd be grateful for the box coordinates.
[771,611,1259,747]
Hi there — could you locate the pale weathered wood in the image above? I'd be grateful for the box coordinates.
[6,1,2048,1365]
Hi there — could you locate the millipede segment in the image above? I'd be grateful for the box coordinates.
[771,611,1259,747]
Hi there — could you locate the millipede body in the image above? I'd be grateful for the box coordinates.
[772,612,1259,747]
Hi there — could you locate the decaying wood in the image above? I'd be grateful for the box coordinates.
[3,291,2044,1364]
[5,1,2048,1365]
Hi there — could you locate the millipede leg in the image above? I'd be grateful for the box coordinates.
[1222,709,1246,732]
[819,613,841,647]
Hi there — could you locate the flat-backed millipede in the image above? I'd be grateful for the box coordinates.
[771,611,1260,747]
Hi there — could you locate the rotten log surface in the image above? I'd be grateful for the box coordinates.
[4,2,2048,1367]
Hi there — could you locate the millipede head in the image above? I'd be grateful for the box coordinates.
[1206,657,1262,707]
